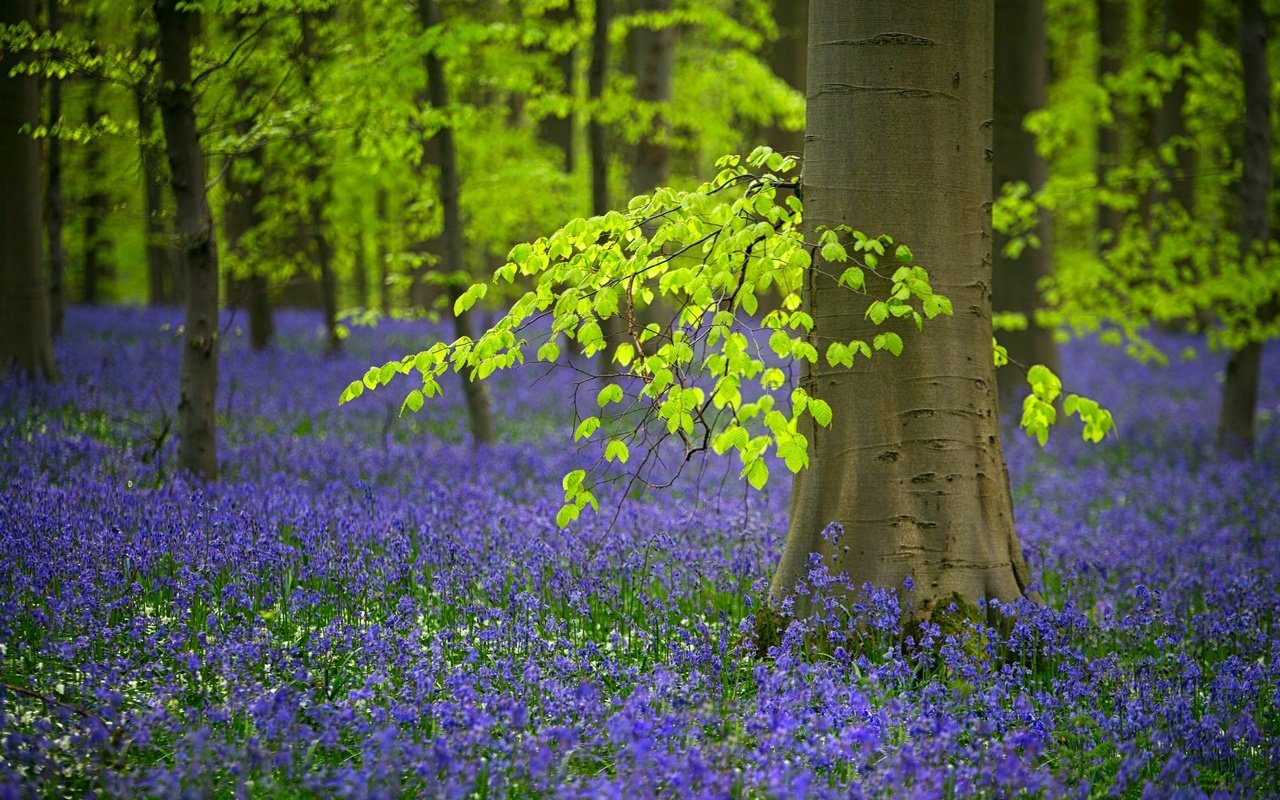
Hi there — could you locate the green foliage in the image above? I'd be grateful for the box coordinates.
[345,146,1113,526]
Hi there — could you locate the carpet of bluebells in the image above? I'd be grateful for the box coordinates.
[2,306,1278,799]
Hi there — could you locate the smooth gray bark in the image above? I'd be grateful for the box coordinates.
[0,0,57,380]
[154,0,219,481]
[771,0,1031,613]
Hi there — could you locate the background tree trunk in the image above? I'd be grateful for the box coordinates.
[80,75,110,305]
[136,47,178,307]
[625,0,674,197]
[0,0,57,380]
[154,0,219,481]
[1158,0,1203,215]
[589,0,610,217]
[300,14,342,356]
[772,0,1031,613]
[763,0,807,158]
[1216,0,1271,458]
[421,0,496,445]
[1095,0,1126,246]
[992,0,1060,406]
[44,0,65,334]
[538,0,576,173]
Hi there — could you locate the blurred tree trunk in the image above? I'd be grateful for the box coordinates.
[44,0,65,334]
[420,0,496,445]
[0,0,57,380]
[592,0,623,370]
[154,0,219,481]
[376,188,391,315]
[992,0,1060,406]
[1095,0,1126,246]
[626,0,674,197]
[1158,0,1202,215]
[81,74,110,305]
[136,29,178,307]
[223,13,272,350]
[762,0,806,158]
[1216,0,1271,459]
[538,0,576,173]
[300,14,341,355]
[772,0,1031,612]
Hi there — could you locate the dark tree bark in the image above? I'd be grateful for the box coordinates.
[589,0,610,218]
[135,28,180,308]
[625,0,675,197]
[992,0,1060,405]
[1216,0,1271,459]
[1158,0,1203,215]
[154,0,219,481]
[223,127,271,350]
[771,0,1031,612]
[376,188,391,315]
[0,0,57,380]
[80,75,110,305]
[44,0,65,334]
[762,0,807,158]
[1095,0,1126,246]
[538,0,576,173]
[300,14,341,355]
[420,0,496,445]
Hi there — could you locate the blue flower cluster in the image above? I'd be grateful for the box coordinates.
[1,307,1276,798]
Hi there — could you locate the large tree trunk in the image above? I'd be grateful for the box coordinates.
[420,0,496,446]
[771,0,1031,613]
[763,0,807,158]
[0,0,57,380]
[992,0,1060,405]
[44,0,65,335]
[1095,0,1126,246]
[154,0,219,481]
[1216,0,1271,459]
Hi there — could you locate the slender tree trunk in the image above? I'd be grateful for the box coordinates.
[353,234,370,310]
[1158,0,1203,215]
[1096,0,1126,246]
[136,44,177,307]
[44,0,65,334]
[772,0,1031,613]
[420,0,496,445]
[592,0,623,369]
[81,77,110,305]
[376,188,391,315]
[224,132,272,350]
[538,0,576,173]
[589,0,610,218]
[626,0,674,197]
[300,15,341,355]
[154,0,219,481]
[993,0,1060,405]
[1216,0,1271,458]
[0,0,57,380]
[763,0,807,158]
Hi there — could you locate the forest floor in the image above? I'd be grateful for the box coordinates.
[1,306,1278,798]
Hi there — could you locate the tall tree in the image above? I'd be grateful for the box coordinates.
[771,0,1032,610]
[1095,0,1126,245]
[420,0,496,445]
[1157,0,1203,216]
[299,13,341,355]
[153,0,219,480]
[0,0,57,379]
[80,64,111,304]
[992,0,1060,404]
[762,0,806,158]
[626,0,675,197]
[136,28,176,306]
[43,0,65,334]
[1216,0,1271,458]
